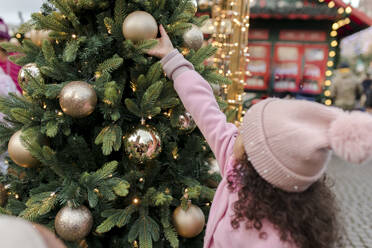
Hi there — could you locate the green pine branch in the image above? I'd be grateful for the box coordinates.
[96,54,124,75]
[141,81,164,116]
[125,98,142,117]
[160,206,179,248]
[96,205,136,233]
[32,12,72,33]
[42,39,57,64]
[188,45,218,66]
[128,214,160,248]
[51,0,81,30]
[0,42,25,53]
[95,125,123,155]
[19,192,57,221]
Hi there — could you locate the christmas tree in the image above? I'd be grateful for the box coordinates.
[0,0,230,247]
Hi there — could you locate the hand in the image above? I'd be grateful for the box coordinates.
[147,25,174,59]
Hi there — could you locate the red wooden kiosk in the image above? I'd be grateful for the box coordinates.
[245,0,372,104]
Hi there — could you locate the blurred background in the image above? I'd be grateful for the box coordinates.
[0,1,372,247]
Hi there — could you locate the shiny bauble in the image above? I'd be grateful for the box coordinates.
[55,205,93,242]
[122,11,158,42]
[8,130,46,168]
[18,63,41,86]
[177,112,196,133]
[25,29,51,46]
[198,0,210,10]
[183,24,204,51]
[189,0,198,14]
[0,184,8,207]
[173,202,205,238]
[124,126,162,163]
[59,81,97,118]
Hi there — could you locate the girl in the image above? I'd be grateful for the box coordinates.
[147,25,372,248]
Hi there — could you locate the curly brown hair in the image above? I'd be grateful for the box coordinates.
[227,154,344,248]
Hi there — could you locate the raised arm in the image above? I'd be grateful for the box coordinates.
[146,25,237,174]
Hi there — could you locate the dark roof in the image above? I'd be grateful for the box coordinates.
[325,0,372,37]
[251,0,337,19]
[250,0,372,38]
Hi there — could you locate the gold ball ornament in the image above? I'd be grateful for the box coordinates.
[55,205,93,242]
[8,130,46,168]
[177,112,196,133]
[124,125,162,163]
[25,30,51,46]
[173,201,205,238]
[122,11,158,42]
[18,63,42,86]
[183,24,204,51]
[59,81,97,118]
[0,184,8,207]
[198,0,210,10]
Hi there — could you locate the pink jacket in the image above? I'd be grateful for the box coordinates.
[0,55,22,93]
[162,50,297,248]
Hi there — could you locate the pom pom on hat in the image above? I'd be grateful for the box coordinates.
[329,111,372,164]
[0,18,10,41]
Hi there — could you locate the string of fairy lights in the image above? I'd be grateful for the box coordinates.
[209,0,353,115]
[320,0,353,106]
[210,0,251,122]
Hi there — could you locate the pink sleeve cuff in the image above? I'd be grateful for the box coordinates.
[160,49,194,80]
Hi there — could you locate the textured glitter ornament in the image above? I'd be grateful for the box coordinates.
[59,81,97,118]
[55,205,93,242]
[8,130,47,168]
[18,63,41,86]
[122,11,158,42]
[124,126,162,163]
[183,24,204,51]
[0,184,8,207]
[173,201,205,238]
[177,112,196,133]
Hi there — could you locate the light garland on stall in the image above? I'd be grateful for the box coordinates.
[319,0,353,106]
[210,0,251,122]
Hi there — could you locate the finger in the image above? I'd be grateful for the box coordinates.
[146,48,160,57]
[159,25,169,39]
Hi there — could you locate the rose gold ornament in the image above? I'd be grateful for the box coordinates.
[198,0,210,10]
[55,205,93,242]
[59,81,97,118]
[173,201,205,238]
[25,30,51,46]
[122,11,158,42]
[183,24,204,51]
[8,130,44,168]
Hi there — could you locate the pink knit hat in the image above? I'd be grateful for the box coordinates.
[242,98,372,192]
[0,18,10,41]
